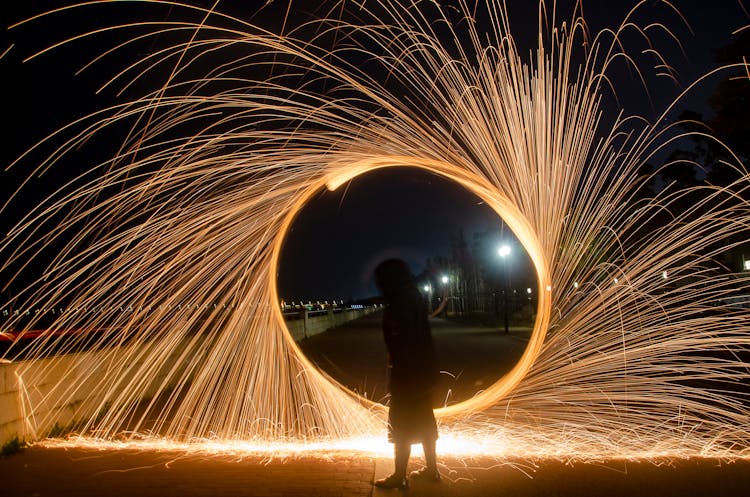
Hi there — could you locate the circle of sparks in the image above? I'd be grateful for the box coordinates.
[272,159,552,418]
[2,1,750,458]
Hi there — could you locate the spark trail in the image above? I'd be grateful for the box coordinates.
[1,1,750,458]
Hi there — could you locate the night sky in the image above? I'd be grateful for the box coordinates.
[277,167,501,302]
[1,1,747,302]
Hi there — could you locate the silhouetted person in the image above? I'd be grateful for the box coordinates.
[373,259,440,489]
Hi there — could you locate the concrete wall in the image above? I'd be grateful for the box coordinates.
[0,352,101,445]
[284,306,379,341]
[0,306,379,447]
[0,337,191,447]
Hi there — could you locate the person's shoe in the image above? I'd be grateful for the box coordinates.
[409,467,441,482]
[374,474,409,489]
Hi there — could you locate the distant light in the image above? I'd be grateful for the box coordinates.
[614,278,619,284]
[526,288,532,294]
[662,270,669,280]
[573,281,579,289]
[744,260,750,271]
[441,275,449,284]
[545,285,552,292]
[498,245,511,258]
[423,284,431,293]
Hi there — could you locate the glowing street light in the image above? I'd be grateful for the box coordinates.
[498,243,512,334]
[439,274,451,315]
[423,283,433,313]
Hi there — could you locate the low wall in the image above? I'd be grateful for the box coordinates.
[284,306,380,341]
[0,337,191,447]
[0,306,379,447]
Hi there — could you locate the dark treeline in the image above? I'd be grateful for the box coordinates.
[415,227,537,327]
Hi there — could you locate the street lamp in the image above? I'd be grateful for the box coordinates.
[422,284,433,313]
[440,274,450,315]
[498,244,511,334]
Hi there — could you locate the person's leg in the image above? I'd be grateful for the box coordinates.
[422,437,437,472]
[374,442,411,488]
[410,438,440,481]
[393,441,411,478]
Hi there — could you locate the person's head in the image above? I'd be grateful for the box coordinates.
[374,258,415,302]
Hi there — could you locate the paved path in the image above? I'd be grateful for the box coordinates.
[300,314,530,405]
[3,444,750,496]
[1,445,374,497]
[4,316,750,496]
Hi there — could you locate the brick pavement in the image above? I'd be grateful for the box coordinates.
[1,445,375,497]
[3,444,750,497]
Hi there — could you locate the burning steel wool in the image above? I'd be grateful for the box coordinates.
[1,1,749,459]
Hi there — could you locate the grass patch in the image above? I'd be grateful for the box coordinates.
[47,422,72,439]
[1,435,28,456]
